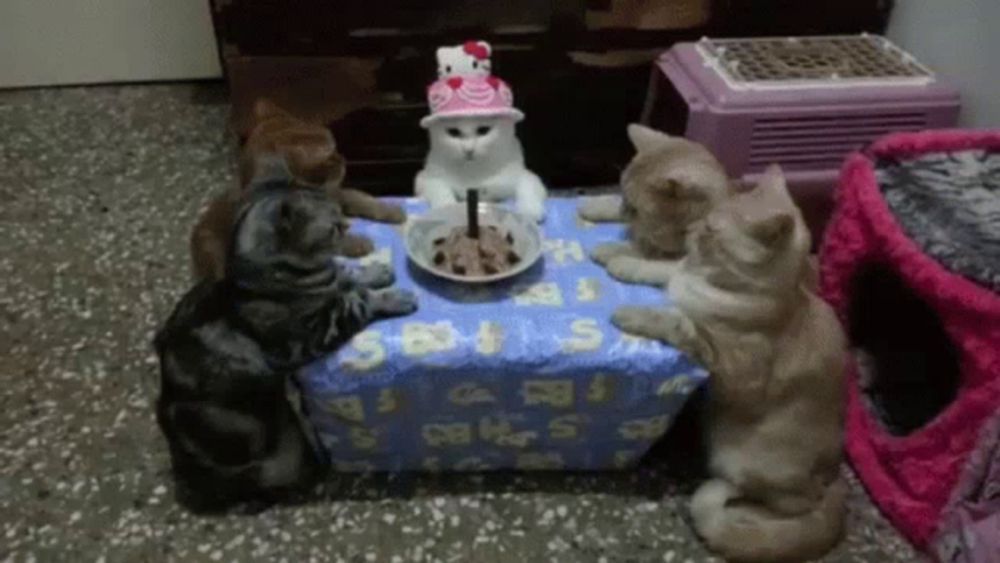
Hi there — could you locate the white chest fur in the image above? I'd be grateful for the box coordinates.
[415,117,547,222]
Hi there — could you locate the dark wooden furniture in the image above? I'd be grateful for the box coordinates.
[209,0,893,193]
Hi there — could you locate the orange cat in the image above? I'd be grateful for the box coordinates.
[190,100,405,280]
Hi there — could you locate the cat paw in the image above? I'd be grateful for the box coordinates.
[378,203,407,224]
[339,234,375,258]
[606,256,639,281]
[371,288,419,317]
[516,201,545,223]
[611,306,653,336]
[354,263,395,289]
[590,243,617,266]
[578,195,622,222]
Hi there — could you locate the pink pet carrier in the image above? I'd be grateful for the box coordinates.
[819,130,1000,557]
[643,35,959,237]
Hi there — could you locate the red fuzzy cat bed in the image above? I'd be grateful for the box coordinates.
[819,130,1000,555]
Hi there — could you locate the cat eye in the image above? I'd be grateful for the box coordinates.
[445,65,452,73]
[472,61,479,69]
[476,126,492,136]
[447,128,463,138]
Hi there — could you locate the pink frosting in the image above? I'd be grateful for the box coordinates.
[421,75,523,127]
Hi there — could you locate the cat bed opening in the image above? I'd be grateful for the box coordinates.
[847,261,961,436]
[820,130,1000,550]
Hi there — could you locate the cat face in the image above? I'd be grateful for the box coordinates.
[428,117,512,164]
[621,124,732,254]
[233,185,348,276]
[686,165,809,288]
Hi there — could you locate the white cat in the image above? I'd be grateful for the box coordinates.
[437,41,492,78]
[415,116,547,222]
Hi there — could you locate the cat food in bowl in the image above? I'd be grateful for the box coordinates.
[405,199,542,284]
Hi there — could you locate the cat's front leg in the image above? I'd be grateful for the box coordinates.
[578,194,624,223]
[606,256,679,287]
[612,306,711,366]
[338,233,375,258]
[415,171,458,209]
[514,170,547,223]
[591,242,639,266]
[368,287,419,318]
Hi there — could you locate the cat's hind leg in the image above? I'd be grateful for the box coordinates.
[514,170,547,223]
[415,171,458,208]
[578,194,624,222]
[690,478,741,540]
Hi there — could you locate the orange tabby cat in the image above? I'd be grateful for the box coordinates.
[190,99,405,280]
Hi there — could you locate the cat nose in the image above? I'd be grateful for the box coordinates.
[464,149,475,160]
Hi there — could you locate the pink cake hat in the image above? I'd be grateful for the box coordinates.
[420,75,524,128]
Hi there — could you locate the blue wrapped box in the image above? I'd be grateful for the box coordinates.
[296,198,707,472]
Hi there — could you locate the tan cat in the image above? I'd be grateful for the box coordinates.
[578,124,733,286]
[190,99,405,280]
[612,165,847,562]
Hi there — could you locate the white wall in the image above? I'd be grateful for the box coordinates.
[0,0,221,88]
[887,0,1000,127]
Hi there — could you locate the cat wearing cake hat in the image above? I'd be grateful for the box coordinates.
[415,41,547,223]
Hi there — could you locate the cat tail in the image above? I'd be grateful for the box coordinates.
[691,477,847,563]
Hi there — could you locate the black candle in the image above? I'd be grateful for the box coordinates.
[467,188,480,239]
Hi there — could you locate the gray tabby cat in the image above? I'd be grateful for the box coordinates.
[613,166,847,562]
[155,160,417,511]
[578,124,732,286]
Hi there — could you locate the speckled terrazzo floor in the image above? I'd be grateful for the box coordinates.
[0,83,923,563]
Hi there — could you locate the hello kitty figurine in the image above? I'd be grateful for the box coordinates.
[415,72,547,222]
[437,40,492,78]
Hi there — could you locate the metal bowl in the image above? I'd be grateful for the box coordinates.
[404,203,544,284]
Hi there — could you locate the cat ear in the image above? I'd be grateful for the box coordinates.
[746,213,795,246]
[753,164,792,200]
[250,153,293,185]
[253,98,287,121]
[627,124,671,153]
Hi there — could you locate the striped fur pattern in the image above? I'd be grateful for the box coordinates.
[155,176,417,511]
[878,149,1000,291]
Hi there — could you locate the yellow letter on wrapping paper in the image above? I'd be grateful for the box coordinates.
[516,452,565,470]
[656,374,697,398]
[543,239,585,265]
[549,414,583,440]
[326,395,364,423]
[561,318,603,353]
[479,415,538,448]
[448,382,496,406]
[476,321,504,355]
[422,423,473,447]
[349,427,378,451]
[402,321,457,357]
[512,282,563,307]
[377,388,400,414]
[587,374,613,404]
[619,415,671,441]
[522,380,574,408]
[576,278,601,303]
[340,330,386,372]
